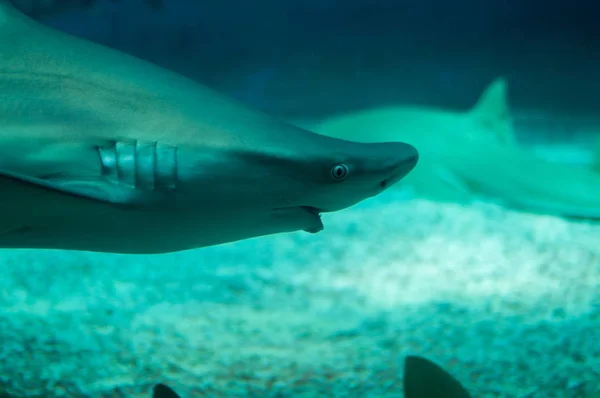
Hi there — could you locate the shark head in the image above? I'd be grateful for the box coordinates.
[178,125,418,235]
[263,132,419,232]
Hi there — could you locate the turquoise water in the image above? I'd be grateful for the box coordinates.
[1,1,600,397]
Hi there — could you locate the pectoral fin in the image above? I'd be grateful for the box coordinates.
[403,163,473,202]
[434,166,472,197]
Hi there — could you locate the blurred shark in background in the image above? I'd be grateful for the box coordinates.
[298,78,600,220]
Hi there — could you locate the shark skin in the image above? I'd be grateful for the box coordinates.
[308,78,600,220]
[0,1,418,254]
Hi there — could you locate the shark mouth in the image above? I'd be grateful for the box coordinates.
[300,206,322,217]
[272,206,323,233]
[300,206,324,233]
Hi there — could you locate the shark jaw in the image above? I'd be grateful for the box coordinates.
[272,206,324,234]
[300,206,324,233]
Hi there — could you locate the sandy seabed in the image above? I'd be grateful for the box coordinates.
[0,189,599,397]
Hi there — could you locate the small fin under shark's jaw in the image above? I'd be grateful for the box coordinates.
[298,206,323,233]
[272,206,324,234]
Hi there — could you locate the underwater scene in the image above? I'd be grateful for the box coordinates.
[1,0,599,397]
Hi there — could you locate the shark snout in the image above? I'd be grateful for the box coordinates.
[377,142,419,190]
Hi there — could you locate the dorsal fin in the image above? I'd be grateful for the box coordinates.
[470,77,516,146]
[403,355,471,398]
[153,383,180,398]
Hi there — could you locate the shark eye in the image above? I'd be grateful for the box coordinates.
[330,163,350,181]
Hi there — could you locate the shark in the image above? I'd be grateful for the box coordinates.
[305,78,600,220]
[0,0,418,254]
[403,355,600,398]
[149,358,470,398]
[150,355,600,397]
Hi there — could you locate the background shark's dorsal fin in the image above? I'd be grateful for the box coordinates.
[470,77,517,146]
[403,355,471,398]
[472,77,509,116]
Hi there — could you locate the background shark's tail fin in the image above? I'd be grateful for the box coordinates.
[470,77,516,146]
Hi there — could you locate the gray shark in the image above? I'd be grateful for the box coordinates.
[152,355,600,397]
[403,355,600,398]
[0,1,418,254]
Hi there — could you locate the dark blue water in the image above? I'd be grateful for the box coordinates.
[37,0,600,117]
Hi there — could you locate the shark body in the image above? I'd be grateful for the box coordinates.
[307,78,600,219]
[0,1,418,254]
